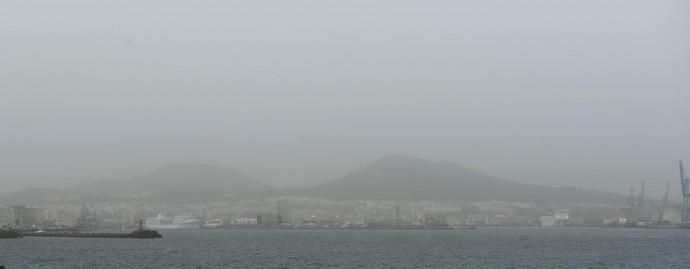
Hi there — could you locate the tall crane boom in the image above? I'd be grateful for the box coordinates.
[680,161,690,224]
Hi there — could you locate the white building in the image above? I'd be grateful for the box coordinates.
[0,204,15,229]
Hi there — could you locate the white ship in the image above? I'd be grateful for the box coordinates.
[540,210,569,227]
[202,219,224,229]
[145,214,202,229]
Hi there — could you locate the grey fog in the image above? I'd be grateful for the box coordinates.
[1,0,689,197]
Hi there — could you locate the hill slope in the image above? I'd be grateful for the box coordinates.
[70,163,267,197]
[305,155,625,204]
[1,164,267,204]
[0,187,70,205]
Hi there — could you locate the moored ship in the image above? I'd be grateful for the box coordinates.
[540,210,569,226]
[145,214,202,229]
[202,219,224,229]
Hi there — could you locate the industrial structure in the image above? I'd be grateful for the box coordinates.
[680,161,690,225]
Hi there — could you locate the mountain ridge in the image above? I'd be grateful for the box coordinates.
[1,156,626,205]
[1,163,267,204]
[301,154,625,204]
[69,163,267,195]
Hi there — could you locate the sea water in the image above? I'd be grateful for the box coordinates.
[1,227,689,269]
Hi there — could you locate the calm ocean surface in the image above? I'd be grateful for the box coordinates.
[1,227,690,269]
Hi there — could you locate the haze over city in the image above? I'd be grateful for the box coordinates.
[1,0,689,197]
[4,1,690,269]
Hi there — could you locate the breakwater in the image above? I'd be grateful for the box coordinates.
[20,230,162,239]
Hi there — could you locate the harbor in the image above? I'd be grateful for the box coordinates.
[1,160,689,235]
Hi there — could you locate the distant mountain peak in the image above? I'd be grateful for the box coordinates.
[304,154,624,204]
[362,155,476,177]
[365,154,433,170]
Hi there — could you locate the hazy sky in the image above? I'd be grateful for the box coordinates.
[1,0,689,196]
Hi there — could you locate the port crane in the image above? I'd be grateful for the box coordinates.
[680,161,690,225]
